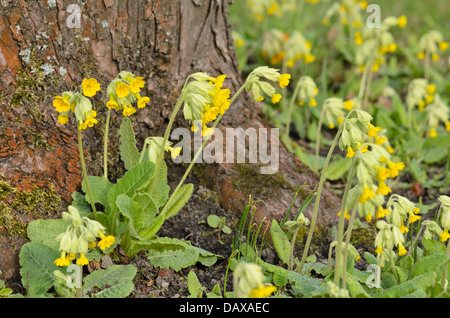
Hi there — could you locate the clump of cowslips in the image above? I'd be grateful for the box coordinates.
[373,220,406,267]
[321,0,368,28]
[282,31,315,67]
[53,78,101,130]
[245,66,291,104]
[416,30,448,63]
[338,110,405,223]
[406,79,436,113]
[233,262,277,298]
[295,76,319,107]
[260,29,290,65]
[424,94,450,138]
[106,71,150,117]
[354,15,407,73]
[246,0,281,21]
[385,194,421,234]
[181,73,230,137]
[54,206,115,267]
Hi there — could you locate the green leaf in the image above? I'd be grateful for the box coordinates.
[116,194,147,231]
[119,117,141,171]
[148,160,171,208]
[138,214,165,240]
[287,270,322,298]
[422,238,447,255]
[410,253,449,279]
[71,191,91,217]
[107,161,156,210]
[207,214,222,228]
[273,268,288,287]
[270,220,291,265]
[83,265,137,298]
[26,219,67,251]
[145,237,220,271]
[187,271,203,298]
[162,184,193,219]
[346,273,371,298]
[19,242,61,296]
[420,146,448,164]
[82,176,113,208]
[325,157,352,181]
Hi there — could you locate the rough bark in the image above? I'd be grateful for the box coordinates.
[0,0,340,287]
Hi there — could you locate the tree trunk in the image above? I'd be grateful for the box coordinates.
[0,0,339,288]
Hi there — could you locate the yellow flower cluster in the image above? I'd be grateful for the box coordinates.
[144,136,182,163]
[182,73,231,137]
[321,0,368,28]
[354,16,407,73]
[54,206,115,267]
[416,30,448,62]
[233,261,276,298]
[339,110,405,224]
[53,78,100,130]
[106,71,150,117]
[245,66,290,106]
[261,30,315,67]
[295,76,319,107]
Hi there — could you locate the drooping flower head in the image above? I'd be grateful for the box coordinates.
[106,71,150,116]
[54,206,115,267]
[182,73,231,137]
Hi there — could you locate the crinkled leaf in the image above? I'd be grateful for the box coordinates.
[83,265,137,298]
[119,117,141,171]
[26,219,67,251]
[19,242,61,296]
[270,220,291,265]
[82,176,113,208]
[108,161,156,209]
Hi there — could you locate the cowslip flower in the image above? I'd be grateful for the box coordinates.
[105,71,150,116]
[233,261,276,298]
[54,206,115,267]
[425,94,449,138]
[295,76,319,107]
[245,66,290,105]
[145,137,182,163]
[438,196,450,242]
[182,73,230,136]
[416,30,448,62]
[82,78,101,97]
[53,90,99,130]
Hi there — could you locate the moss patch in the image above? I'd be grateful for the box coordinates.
[0,178,61,238]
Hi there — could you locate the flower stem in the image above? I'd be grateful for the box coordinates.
[342,203,358,289]
[147,76,193,195]
[78,129,97,217]
[298,127,342,274]
[284,79,302,143]
[334,157,357,287]
[103,108,112,179]
[75,264,83,298]
[314,105,326,173]
[159,82,248,217]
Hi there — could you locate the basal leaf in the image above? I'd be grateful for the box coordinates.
[82,176,113,208]
[83,264,137,298]
[19,242,61,296]
[119,117,141,171]
[162,184,193,219]
[26,219,67,251]
[107,161,156,210]
[270,220,291,265]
